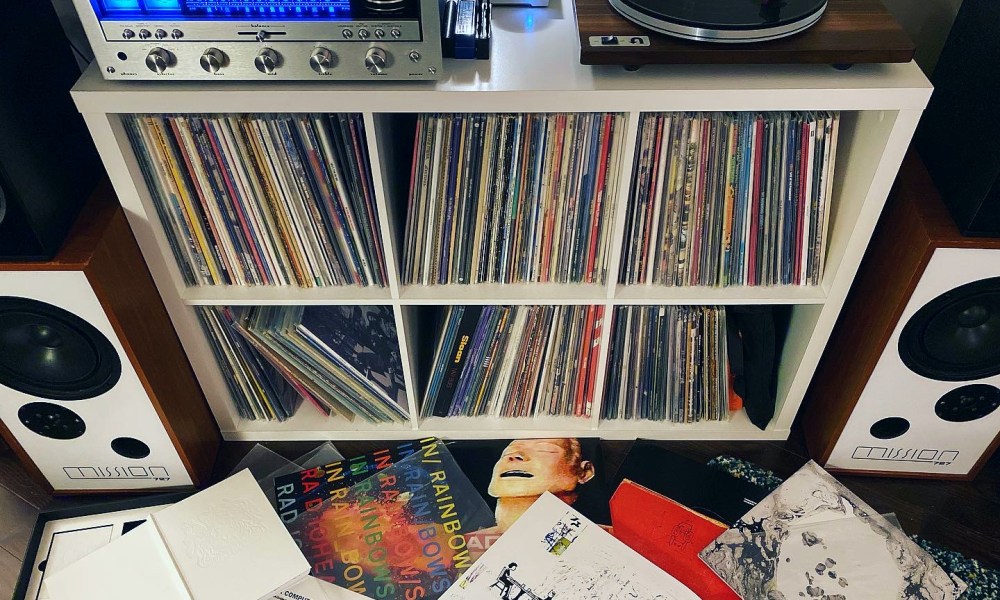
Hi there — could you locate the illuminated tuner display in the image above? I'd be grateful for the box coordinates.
[69,0,442,80]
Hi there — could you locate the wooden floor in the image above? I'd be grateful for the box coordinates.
[1,428,998,599]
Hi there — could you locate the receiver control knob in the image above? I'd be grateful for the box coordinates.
[374,28,385,38]
[358,28,370,39]
[200,48,227,73]
[254,48,280,74]
[122,29,135,39]
[138,28,151,39]
[309,47,337,74]
[144,48,173,73]
[155,28,167,39]
[364,47,388,75]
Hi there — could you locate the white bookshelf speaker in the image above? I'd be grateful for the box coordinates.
[803,154,1000,480]
[0,187,219,493]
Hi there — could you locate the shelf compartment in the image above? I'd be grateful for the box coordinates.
[618,111,840,288]
[416,304,605,421]
[602,304,732,424]
[196,304,411,426]
[122,113,388,289]
[397,112,629,287]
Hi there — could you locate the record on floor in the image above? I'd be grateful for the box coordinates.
[608,0,828,43]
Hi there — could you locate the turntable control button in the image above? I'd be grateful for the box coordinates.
[254,48,280,74]
[310,47,337,73]
[144,47,173,73]
[365,47,388,74]
[342,28,354,38]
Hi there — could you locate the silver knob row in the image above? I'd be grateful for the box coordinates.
[144,47,397,75]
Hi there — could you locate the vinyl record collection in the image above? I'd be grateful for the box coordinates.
[197,306,302,421]
[619,112,841,287]
[602,305,730,423]
[197,305,409,423]
[402,113,628,285]
[124,113,387,288]
[422,305,604,419]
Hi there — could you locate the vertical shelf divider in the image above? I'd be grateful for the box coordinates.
[364,111,402,300]
[367,111,422,428]
[589,111,643,430]
[604,111,643,302]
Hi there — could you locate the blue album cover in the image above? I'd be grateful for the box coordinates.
[298,305,407,406]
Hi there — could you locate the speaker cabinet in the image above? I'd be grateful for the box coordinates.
[803,152,1000,480]
[0,185,219,492]
[913,0,1000,236]
[0,0,102,260]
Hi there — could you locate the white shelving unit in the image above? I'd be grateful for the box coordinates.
[72,0,932,442]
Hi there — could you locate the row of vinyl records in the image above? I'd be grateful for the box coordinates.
[619,112,841,287]
[126,111,839,291]
[401,112,628,285]
[125,114,387,288]
[196,303,734,424]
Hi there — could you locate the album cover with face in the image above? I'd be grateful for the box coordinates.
[442,492,699,600]
[699,461,966,600]
[445,438,611,555]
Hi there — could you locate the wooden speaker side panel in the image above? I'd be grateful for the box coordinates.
[84,195,220,487]
[801,153,936,463]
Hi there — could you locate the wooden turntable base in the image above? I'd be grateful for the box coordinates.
[574,0,915,66]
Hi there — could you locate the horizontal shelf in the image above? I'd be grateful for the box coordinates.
[219,403,787,441]
[597,410,786,440]
[399,283,608,305]
[227,400,415,440]
[181,285,393,305]
[614,284,828,305]
[419,414,594,433]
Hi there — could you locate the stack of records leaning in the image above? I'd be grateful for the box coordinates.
[197,305,409,422]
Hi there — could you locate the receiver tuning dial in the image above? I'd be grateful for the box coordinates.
[254,48,280,74]
[144,48,173,73]
[200,48,227,73]
[364,47,389,75]
[309,47,337,74]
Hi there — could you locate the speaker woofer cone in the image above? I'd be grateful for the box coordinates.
[0,297,121,400]
[898,277,1000,381]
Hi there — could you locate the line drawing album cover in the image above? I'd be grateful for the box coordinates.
[442,492,698,600]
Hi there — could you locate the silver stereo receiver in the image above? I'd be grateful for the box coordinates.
[70,0,442,80]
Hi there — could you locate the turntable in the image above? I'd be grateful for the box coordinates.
[574,0,914,66]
